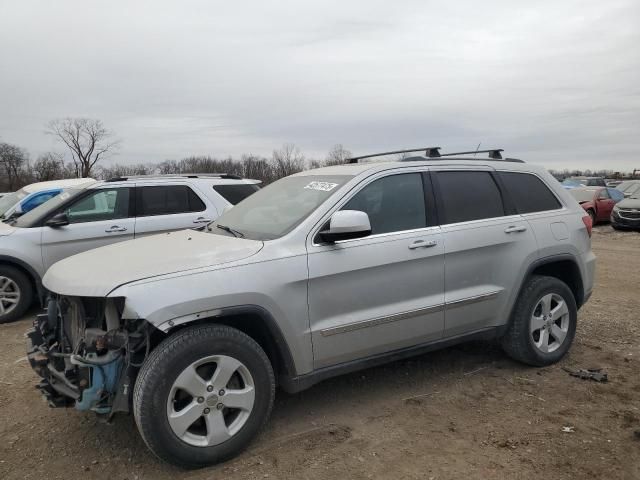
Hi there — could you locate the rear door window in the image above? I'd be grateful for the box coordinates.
[136,186,206,216]
[498,172,561,214]
[435,171,505,224]
[212,184,260,205]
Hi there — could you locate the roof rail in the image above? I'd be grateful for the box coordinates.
[347,147,441,163]
[438,149,504,159]
[105,173,243,182]
[348,147,525,164]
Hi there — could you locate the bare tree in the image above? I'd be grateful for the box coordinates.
[325,144,352,166]
[32,152,67,181]
[47,118,119,177]
[98,163,154,180]
[272,143,304,178]
[0,142,30,190]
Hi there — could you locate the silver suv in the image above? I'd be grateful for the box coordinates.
[27,148,596,468]
[0,174,260,323]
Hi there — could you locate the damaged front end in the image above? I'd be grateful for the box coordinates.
[26,295,149,416]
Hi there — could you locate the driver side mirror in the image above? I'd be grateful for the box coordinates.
[319,210,371,244]
[45,212,69,228]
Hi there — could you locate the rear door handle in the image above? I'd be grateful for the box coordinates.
[193,217,213,224]
[504,225,527,234]
[105,225,127,233]
[408,239,438,250]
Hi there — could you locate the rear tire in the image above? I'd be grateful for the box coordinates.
[501,275,577,366]
[0,266,33,324]
[133,324,275,468]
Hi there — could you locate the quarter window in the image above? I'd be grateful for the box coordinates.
[435,171,505,224]
[341,173,427,234]
[212,184,260,205]
[65,188,131,224]
[499,172,561,214]
[136,186,206,216]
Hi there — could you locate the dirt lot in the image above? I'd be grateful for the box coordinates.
[1,226,639,480]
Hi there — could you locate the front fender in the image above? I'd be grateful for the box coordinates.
[109,256,313,375]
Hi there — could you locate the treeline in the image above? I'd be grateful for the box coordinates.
[1,137,637,193]
[547,168,632,180]
[0,142,352,191]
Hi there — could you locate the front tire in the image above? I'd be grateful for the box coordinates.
[501,275,577,366]
[0,266,33,324]
[133,324,275,468]
[587,209,596,225]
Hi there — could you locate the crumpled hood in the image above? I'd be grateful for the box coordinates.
[617,197,640,209]
[43,230,263,297]
[0,221,16,237]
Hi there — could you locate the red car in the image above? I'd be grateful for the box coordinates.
[568,187,622,224]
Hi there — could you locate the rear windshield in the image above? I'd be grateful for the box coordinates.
[212,184,260,205]
[568,189,597,203]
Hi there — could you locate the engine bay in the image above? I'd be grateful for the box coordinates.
[27,296,149,416]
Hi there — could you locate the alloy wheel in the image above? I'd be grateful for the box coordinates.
[530,293,570,354]
[166,355,255,447]
[0,276,21,316]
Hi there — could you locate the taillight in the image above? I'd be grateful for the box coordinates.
[582,214,593,237]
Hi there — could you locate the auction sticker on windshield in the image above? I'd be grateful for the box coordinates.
[304,181,339,192]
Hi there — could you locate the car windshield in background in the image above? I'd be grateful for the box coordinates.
[14,188,83,228]
[0,189,27,216]
[212,184,260,205]
[209,175,353,240]
[616,181,640,196]
[562,178,583,187]
[568,189,597,203]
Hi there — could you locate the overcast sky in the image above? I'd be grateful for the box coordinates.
[1,0,639,170]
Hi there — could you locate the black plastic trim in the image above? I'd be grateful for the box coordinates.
[512,254,586,315]
[168,304,298,379]
[422,171,439,227]
[280,327,499,393]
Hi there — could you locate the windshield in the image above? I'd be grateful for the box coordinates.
[568,189,597,203]
[208,175,353,240]
[617,181,640,193]
[14,188,84,228]
[0,189,27,216]
[561,179,582,187]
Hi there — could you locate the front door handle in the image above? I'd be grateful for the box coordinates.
[504,225,527,234]
[193,217,213,224]
[408,239,438,250]
[105,225,127,233]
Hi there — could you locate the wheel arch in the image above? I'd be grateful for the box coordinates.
[514,255,585,314]
[160,305,297,386]
[0,255,43,303]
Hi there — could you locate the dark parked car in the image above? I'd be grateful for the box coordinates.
[568,187,623,224]
[611,184,640,230]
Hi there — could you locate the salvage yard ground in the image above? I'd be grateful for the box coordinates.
[1,226,639,480]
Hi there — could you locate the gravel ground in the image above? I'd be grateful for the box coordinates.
[1,225,639,480]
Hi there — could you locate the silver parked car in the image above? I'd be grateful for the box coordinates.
[0,174,259,322]
[28,148,596,468]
